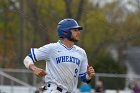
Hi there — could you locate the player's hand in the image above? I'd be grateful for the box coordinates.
[33,67,47,78]
[87,65,95,78]
[29,64,47,77]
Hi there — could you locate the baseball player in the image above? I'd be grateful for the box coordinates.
[23,18,95,93]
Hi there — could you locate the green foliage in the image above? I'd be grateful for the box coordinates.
[93,51,126,89]
[1,0,140,89]
[100,77,125,89]
[94,51,126,74]
[0,0,140,71]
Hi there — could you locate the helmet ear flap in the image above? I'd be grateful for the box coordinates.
[58,28,72,38]
[65,30,72,38]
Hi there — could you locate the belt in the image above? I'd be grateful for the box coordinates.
[47,83,70,93]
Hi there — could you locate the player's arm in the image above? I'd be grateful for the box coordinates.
[79,50,95,83]
[23,54,47,77]
[80,65,95,83]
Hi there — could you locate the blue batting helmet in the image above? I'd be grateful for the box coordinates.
[57,18,83,38]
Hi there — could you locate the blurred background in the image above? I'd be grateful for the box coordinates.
[0,0,140,93]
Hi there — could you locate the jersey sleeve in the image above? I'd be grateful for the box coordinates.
[79,51,88,77]
[30,44,53,62]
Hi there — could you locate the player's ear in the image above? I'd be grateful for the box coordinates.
[87,65,89,70]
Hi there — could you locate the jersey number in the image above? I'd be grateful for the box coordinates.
[74,68,78,77]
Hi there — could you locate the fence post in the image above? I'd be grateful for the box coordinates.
[11,80,14,93]
[0,75,4,85]
[33,74,37,87]
[95,74,99,87]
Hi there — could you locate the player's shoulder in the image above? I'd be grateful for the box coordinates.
[74,45,86,54]
[42,42,58,49]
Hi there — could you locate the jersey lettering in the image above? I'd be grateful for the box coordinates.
[56,56,80,66]
[74,68,78,77]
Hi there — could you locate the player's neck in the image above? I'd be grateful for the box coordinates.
[61,39,74,48]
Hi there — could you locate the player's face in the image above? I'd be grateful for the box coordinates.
[68,28,81,42]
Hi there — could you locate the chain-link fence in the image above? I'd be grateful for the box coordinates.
[0,68,140,93]
[0,68,41,93]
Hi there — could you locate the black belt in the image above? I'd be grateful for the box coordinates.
[48,83,70,93]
